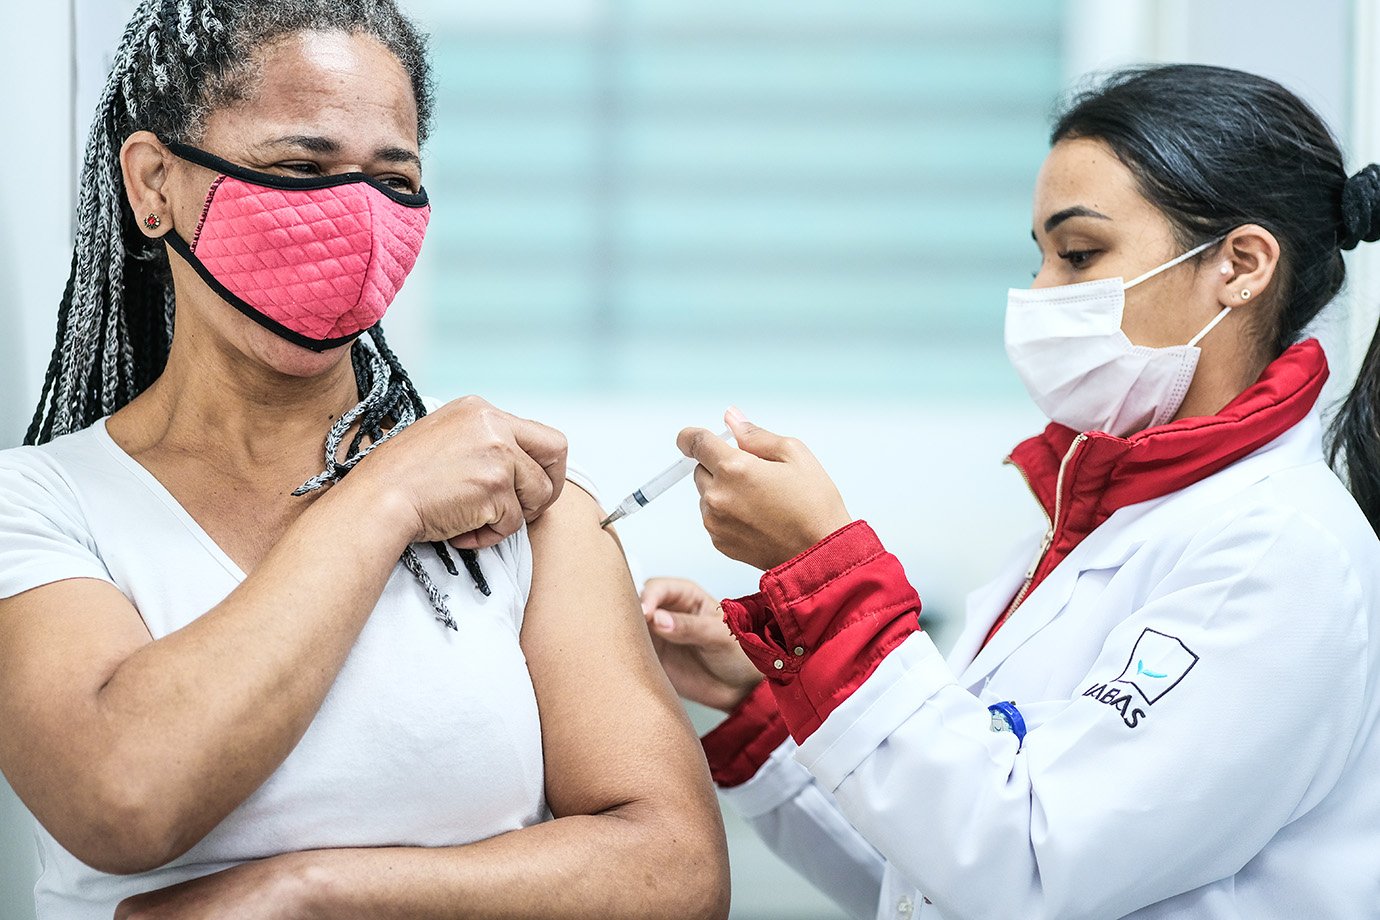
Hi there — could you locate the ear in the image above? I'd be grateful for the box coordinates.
[1215,224,1281,311]
[119,131,175,239]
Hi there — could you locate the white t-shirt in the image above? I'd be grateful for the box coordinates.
[0,419,573,919]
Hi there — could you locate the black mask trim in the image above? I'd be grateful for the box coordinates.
[165,141,429,208]
[163,230,367,353]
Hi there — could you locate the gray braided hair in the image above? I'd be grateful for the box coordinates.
[28,0,481,627]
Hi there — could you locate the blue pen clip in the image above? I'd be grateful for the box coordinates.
[988,701,1027,750]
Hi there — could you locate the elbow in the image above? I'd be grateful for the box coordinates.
[663,843,730,920]
[662,812,732,920]
[612,796,729,920]
[62,776,196,875]
[685,843,731,920]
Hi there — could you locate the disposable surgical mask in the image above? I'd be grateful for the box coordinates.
[163,142,431,352]
[1004,237,1231,437]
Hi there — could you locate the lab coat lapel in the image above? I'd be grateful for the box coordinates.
[946,552,1028,676]
[958,509,1155,687]
[952,413,1323,688]
[957,552,1087,687]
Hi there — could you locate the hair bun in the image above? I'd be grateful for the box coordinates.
[1340,164,1380,250]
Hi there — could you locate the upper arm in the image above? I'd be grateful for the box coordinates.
[0,578,155,852]
[520,485,720,826]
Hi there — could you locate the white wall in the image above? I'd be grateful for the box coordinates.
[0,0,71,912]
[0,4,75,447]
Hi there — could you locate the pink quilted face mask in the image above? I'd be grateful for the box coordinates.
[163,142,430,351]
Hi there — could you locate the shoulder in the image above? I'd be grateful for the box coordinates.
[0,426,109,518]
[1142,476,1377,648]
[524,479,629,608]
[1188,460,1379,577]
[0,426,116,599]
[527,477,606,546]
[484,464,606,596]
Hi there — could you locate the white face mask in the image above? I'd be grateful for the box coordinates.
[1004,238,1232,437]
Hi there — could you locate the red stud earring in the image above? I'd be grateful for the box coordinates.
[144,213,161,230]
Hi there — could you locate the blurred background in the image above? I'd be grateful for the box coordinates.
[0,1,1376,918]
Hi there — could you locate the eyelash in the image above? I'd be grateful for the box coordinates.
[1030,248,1102,278]
[280,162,416,191]
[1060,249,1100,268]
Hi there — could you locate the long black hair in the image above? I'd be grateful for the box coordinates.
[1053,64,1380,535]
[29,0,484,626]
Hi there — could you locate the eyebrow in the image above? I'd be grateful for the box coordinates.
[1035,205,1112,238]
[263,134,422,169]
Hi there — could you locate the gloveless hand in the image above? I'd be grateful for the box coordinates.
[679,408,853,571]
[115,853,317,920]
[348,396,568,551]
[642,577,762,712]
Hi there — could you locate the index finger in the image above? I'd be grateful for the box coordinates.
[510,416,569,510]
[640,576,715,616]
[676,426,737,472]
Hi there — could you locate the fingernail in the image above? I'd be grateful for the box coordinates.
[653,611,674,631]
[726,405,747,424]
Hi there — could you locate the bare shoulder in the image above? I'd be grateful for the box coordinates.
[524,482,633,601]
[526,480,610,545]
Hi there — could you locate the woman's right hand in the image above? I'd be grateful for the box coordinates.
[641,577,763,712]
[349,396,569,550]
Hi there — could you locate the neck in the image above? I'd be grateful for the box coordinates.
[1173,323,1269,422]
[114,323,360,468]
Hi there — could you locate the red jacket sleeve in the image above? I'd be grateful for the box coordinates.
[699,679,790,787]
[720,520,922,743]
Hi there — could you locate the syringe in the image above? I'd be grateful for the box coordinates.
[600,429,734,528]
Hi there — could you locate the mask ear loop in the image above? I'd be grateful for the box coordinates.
[1188,306,1233,347]
[1123,233,1229,290]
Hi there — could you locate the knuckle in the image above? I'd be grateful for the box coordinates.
[719,456,747,478]
[477,467,509,492]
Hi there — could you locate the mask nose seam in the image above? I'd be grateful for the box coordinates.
[327,185,380,339]
[188,175,227,253]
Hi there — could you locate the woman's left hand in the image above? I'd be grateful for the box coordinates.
[114,854,317,920]
[679,408,853,571]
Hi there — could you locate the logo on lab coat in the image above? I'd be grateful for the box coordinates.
[1111,628,1198,704]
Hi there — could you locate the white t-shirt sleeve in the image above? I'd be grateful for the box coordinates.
[0,450,113,600]
[563,463,602,511]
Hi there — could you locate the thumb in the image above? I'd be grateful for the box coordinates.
[724,405,790,461]
[648,607,731,648]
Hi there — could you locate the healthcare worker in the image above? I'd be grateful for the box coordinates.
[642,64,1380,920]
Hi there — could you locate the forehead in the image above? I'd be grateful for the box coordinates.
[1034,137,1150,223]
[204,30,419,149]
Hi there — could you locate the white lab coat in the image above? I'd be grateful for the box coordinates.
[722,412,1380,920]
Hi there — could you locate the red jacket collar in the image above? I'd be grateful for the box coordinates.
[994,339,1328,637]
[1009,338,1328,528]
